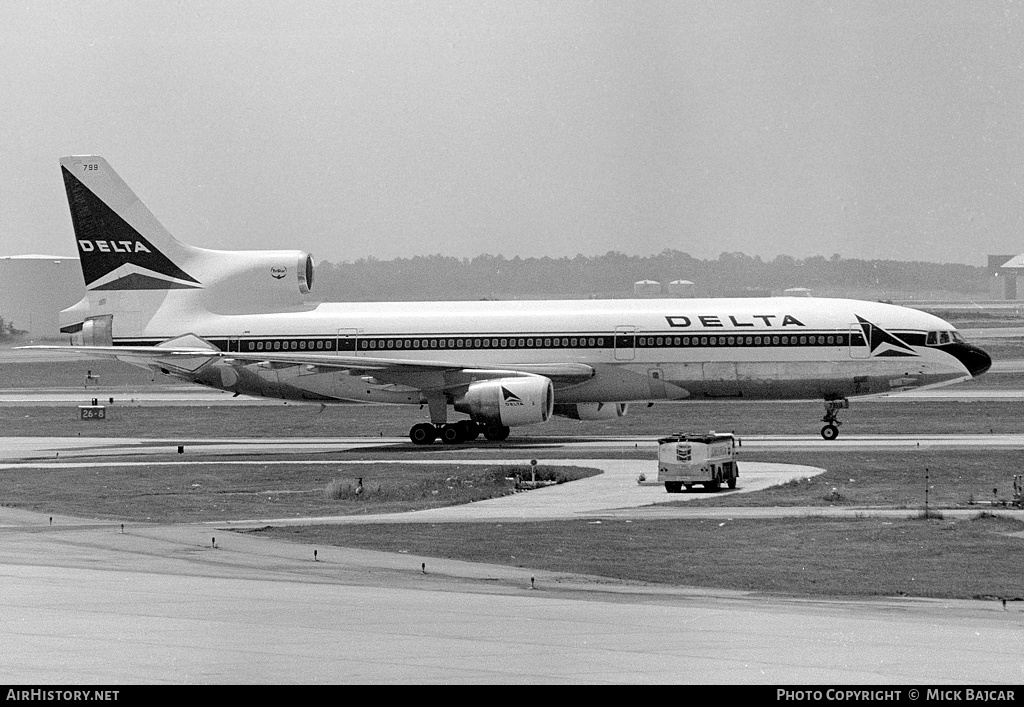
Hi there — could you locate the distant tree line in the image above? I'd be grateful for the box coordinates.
[0,316,27,340]
[311,251,988,302]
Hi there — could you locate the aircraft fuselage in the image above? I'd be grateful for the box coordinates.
[109,296,988,406]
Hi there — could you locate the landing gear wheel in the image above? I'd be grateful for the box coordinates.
[440,424,463,444]
[457,420,480,442]
[483,424,510,442]
[820,398,848,441]
[409,423,437,445]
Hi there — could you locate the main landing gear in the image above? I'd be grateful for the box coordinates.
[820,398,849,440]
[409,421,511,445]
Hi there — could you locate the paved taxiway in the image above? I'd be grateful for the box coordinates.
[1,435,1023,684]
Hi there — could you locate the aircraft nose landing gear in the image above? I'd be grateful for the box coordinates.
[821,398,849,440]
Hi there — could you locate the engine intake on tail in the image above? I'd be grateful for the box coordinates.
[297,253,314,294]
[453,376,554,427]
[199,250,315,314]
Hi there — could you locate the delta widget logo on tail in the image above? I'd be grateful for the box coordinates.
[62,166,201,291]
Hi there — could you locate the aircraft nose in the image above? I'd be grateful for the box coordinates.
[950,343,992,377]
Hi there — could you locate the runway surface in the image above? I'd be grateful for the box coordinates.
[1,435,1023,684]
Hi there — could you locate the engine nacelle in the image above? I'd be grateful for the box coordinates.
[68,314,113,347]
[453,376,554,427]
[198,250,315,314]
[296,252,315,294]
[553,402,628,421]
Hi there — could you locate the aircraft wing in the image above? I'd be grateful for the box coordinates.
[17,342,597,388]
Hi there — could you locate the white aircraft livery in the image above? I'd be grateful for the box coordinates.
[28,155,992,444]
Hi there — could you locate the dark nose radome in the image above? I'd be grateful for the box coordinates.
[947,343,992,378]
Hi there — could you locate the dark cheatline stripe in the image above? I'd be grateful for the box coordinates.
[115,330,874,353]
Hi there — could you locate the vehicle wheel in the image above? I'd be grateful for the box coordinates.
[664,482,683,493]
[727,477,737,489]
[821,424,840,440]
[457,420,480,441]
[483,424,510,441]
[683,484,693,491]
[440,424,463,444]
[705,479,720,491]
[409,423,436,445]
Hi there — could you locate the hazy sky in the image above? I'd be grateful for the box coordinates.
[1,1,1022,265]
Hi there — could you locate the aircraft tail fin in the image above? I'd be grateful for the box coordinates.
[60,155,205,292]
[58,156,316,342]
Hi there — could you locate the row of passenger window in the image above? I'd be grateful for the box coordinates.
[245,339,338,352]
[637,334,850,347]
[237,333,860,353]
[237,331,864,350]
[361,336,608,350]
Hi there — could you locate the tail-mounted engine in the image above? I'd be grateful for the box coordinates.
[453,376,554,427]
[198,251,315,314]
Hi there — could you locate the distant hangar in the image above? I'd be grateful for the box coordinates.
[0,255,83,339]
[988,255,1024,300]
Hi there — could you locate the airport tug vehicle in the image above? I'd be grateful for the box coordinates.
[657,432,739,492]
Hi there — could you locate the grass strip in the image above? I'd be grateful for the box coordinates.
[258,514,1024,600]
[0,461,598,524]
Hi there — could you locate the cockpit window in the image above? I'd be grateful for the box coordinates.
[926,330,962,346]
